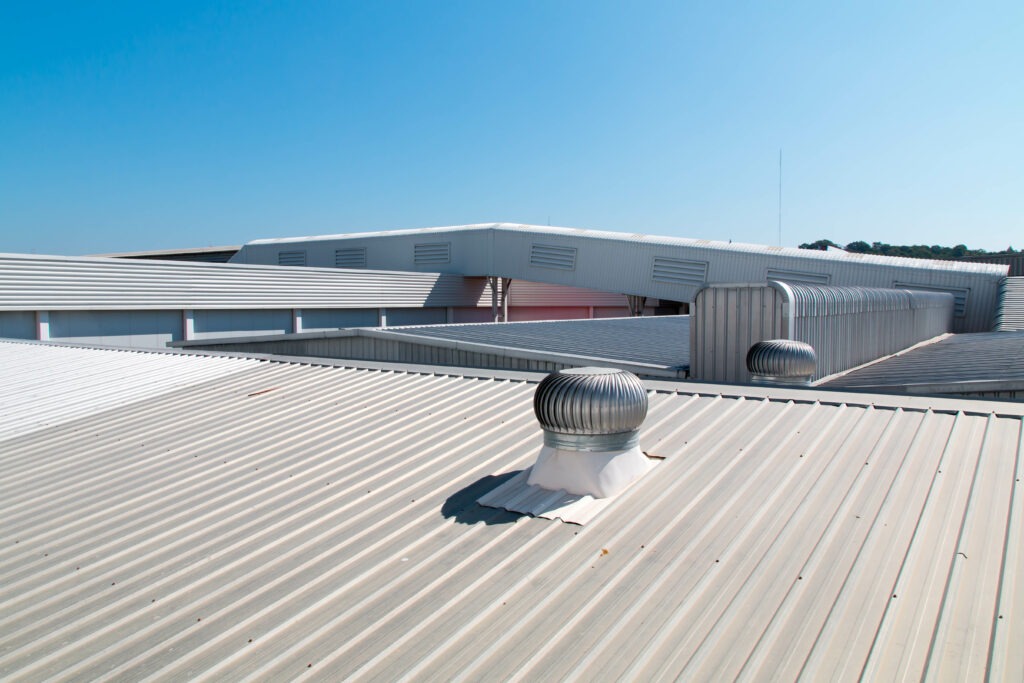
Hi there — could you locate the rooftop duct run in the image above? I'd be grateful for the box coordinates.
[526,367,652,498]
[746,339,817,386]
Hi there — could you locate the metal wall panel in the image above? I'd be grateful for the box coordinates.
[0,253,488,310]
[0,311,35,339]
[300,308,379,330]
[689,285,785,383]
[48,310,184,348]
[192,309,293,340]
[233,224,1005,332]
[386,308,447,327]
[690,283,954,383]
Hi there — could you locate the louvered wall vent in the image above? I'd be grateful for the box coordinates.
[767,268,830,285]
[278,250,307,266]
[895,282,968,318]
[414,242,451,265]
[652,257,708,286]
[335,247,367,269]
[530,243,577,271]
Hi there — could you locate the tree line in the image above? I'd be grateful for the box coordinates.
[798,239,1017,260]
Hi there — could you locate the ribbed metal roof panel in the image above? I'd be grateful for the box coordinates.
[0,341,262,439]
[378,316,689,369]
[1,342,1022,680]
[823,331,1024,394]
[0,253,486,310]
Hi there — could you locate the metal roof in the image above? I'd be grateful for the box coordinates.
[172,316,691,379]
[1,341,1022,680]
[823,331,1024,396]
[0,341,261,440]
[0,253,487,310]
[378,316,689,369]
[233,224,1007,332]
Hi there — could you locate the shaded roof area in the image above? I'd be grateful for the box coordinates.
[823,332,1024,395]
[1,341,1022,680]
[379,315,690,371]
[91,246,241,263]
[173,315,691,379]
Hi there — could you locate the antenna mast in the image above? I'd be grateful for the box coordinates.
[778,149,783,247]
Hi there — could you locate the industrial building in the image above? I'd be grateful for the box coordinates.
[1,223,1022,679]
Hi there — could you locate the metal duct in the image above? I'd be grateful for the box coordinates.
[746,339,817,386]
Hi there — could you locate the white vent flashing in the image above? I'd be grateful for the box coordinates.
[526,444,653,499]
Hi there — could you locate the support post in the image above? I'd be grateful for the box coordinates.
[36,310,50,341]
[292,308,304,334]
[378,308,388,328]
[626,295,647,317]
[501,278,511,323]
[181,310,195,341]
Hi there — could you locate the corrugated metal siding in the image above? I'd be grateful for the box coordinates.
[995,277,1024,331]
[690,284,954,384]
[824,331,1024,395]
[689,285,786,383]
[0,342,1022,680]
[0,254,488,310]
[233,224,1006,332]
[505,280,627,307]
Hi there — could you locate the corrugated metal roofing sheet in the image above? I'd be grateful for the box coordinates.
[0,341,262,439]
[1,342,1022,680]
[380,315,690,369]
[823,331,1024,395]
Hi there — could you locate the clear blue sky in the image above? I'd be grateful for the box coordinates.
[2,1,1021,255]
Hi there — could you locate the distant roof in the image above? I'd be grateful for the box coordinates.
[823,331,1024,397]
[173,316,691,379]
[380,315,689,370]
[2,340,1022,679]
[244,223,1010,275]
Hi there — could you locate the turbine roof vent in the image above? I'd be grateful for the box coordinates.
[746,339,817,385]
[527,367,652,498]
